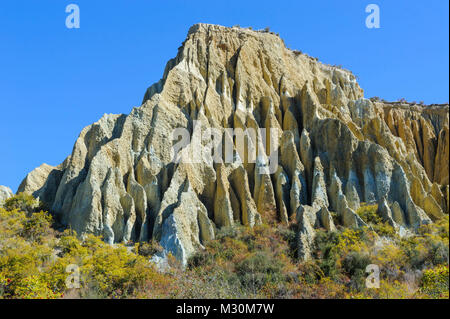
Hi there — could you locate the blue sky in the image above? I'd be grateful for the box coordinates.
[0,0,448,192]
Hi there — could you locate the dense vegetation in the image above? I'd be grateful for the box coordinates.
[0,194,448,299]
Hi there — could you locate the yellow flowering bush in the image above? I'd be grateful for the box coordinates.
[0,195,174,299]
[420,265,449,299]
[336,228,367,254]
[1,193,448,299]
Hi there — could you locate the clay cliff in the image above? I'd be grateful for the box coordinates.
[18,24,449,264]
[0,186,13,205]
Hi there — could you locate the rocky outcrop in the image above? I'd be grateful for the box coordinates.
[0,186,13,205]
[19,24,449,262]
[379,103,449,187]
[18,161,68,209]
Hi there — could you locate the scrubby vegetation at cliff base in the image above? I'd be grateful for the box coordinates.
[0,194,448,299]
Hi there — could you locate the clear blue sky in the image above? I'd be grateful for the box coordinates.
[0,0,448,192]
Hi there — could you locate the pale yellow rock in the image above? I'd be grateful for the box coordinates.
[18,163,56,194]
[345,175,361,211]
[296,205,317,261]
[430,183,447,214]
[274,166,289,224]
[18,23,448,263]
[378,197,397,228]
[230,165,260,227]
[159,186,215,266]
[421,118,436,181]
[0,186,13,205]
[391,201,406,226]
[446,186,449,215]
[423,195,445,220]
[379,104,448,188]
[214,164,234,227]
[337,194,367,228]
[434,126,449,186]
[318,207,336,231]
[280,131,307,215]
[299,129,313,197]
[311,157,328,208]
[255,170,277,222]
[411,119,424,163]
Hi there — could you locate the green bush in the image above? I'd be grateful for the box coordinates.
[137,241,163,257]
[356,204,380,224]
[3,193,41,215]
[187,250,214,269]
[314,230,340,279]
[22,211,53,243]
[342,251,372,291]
[420,265,449,299]
[277,226,297,259]
[236,251,284,292]
[215,226,240,240]
[1,193,448,299]
[430,241,449,266]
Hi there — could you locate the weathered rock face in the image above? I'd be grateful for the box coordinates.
[0,186,13,205]
[19,24,449,263]
[380,103,449,185]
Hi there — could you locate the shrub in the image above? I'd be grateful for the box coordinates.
[3,193,40,215]
[236,251,284,293]
[22,210,53,243]
[314,230,340,279]
[216,226,240,240]
[429,241,449,265]
[420,265,449,299]
[356,204,396,237]
[1,191,448,299]
[336,228,366,254]
[277,225,297,259]
[187,250,214,269]
[137,240,163,257]
[343,251,371,275]
[10,275,62,299]
[356,204,380,224]
[401,216,449,269]
[342,251,372,291]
